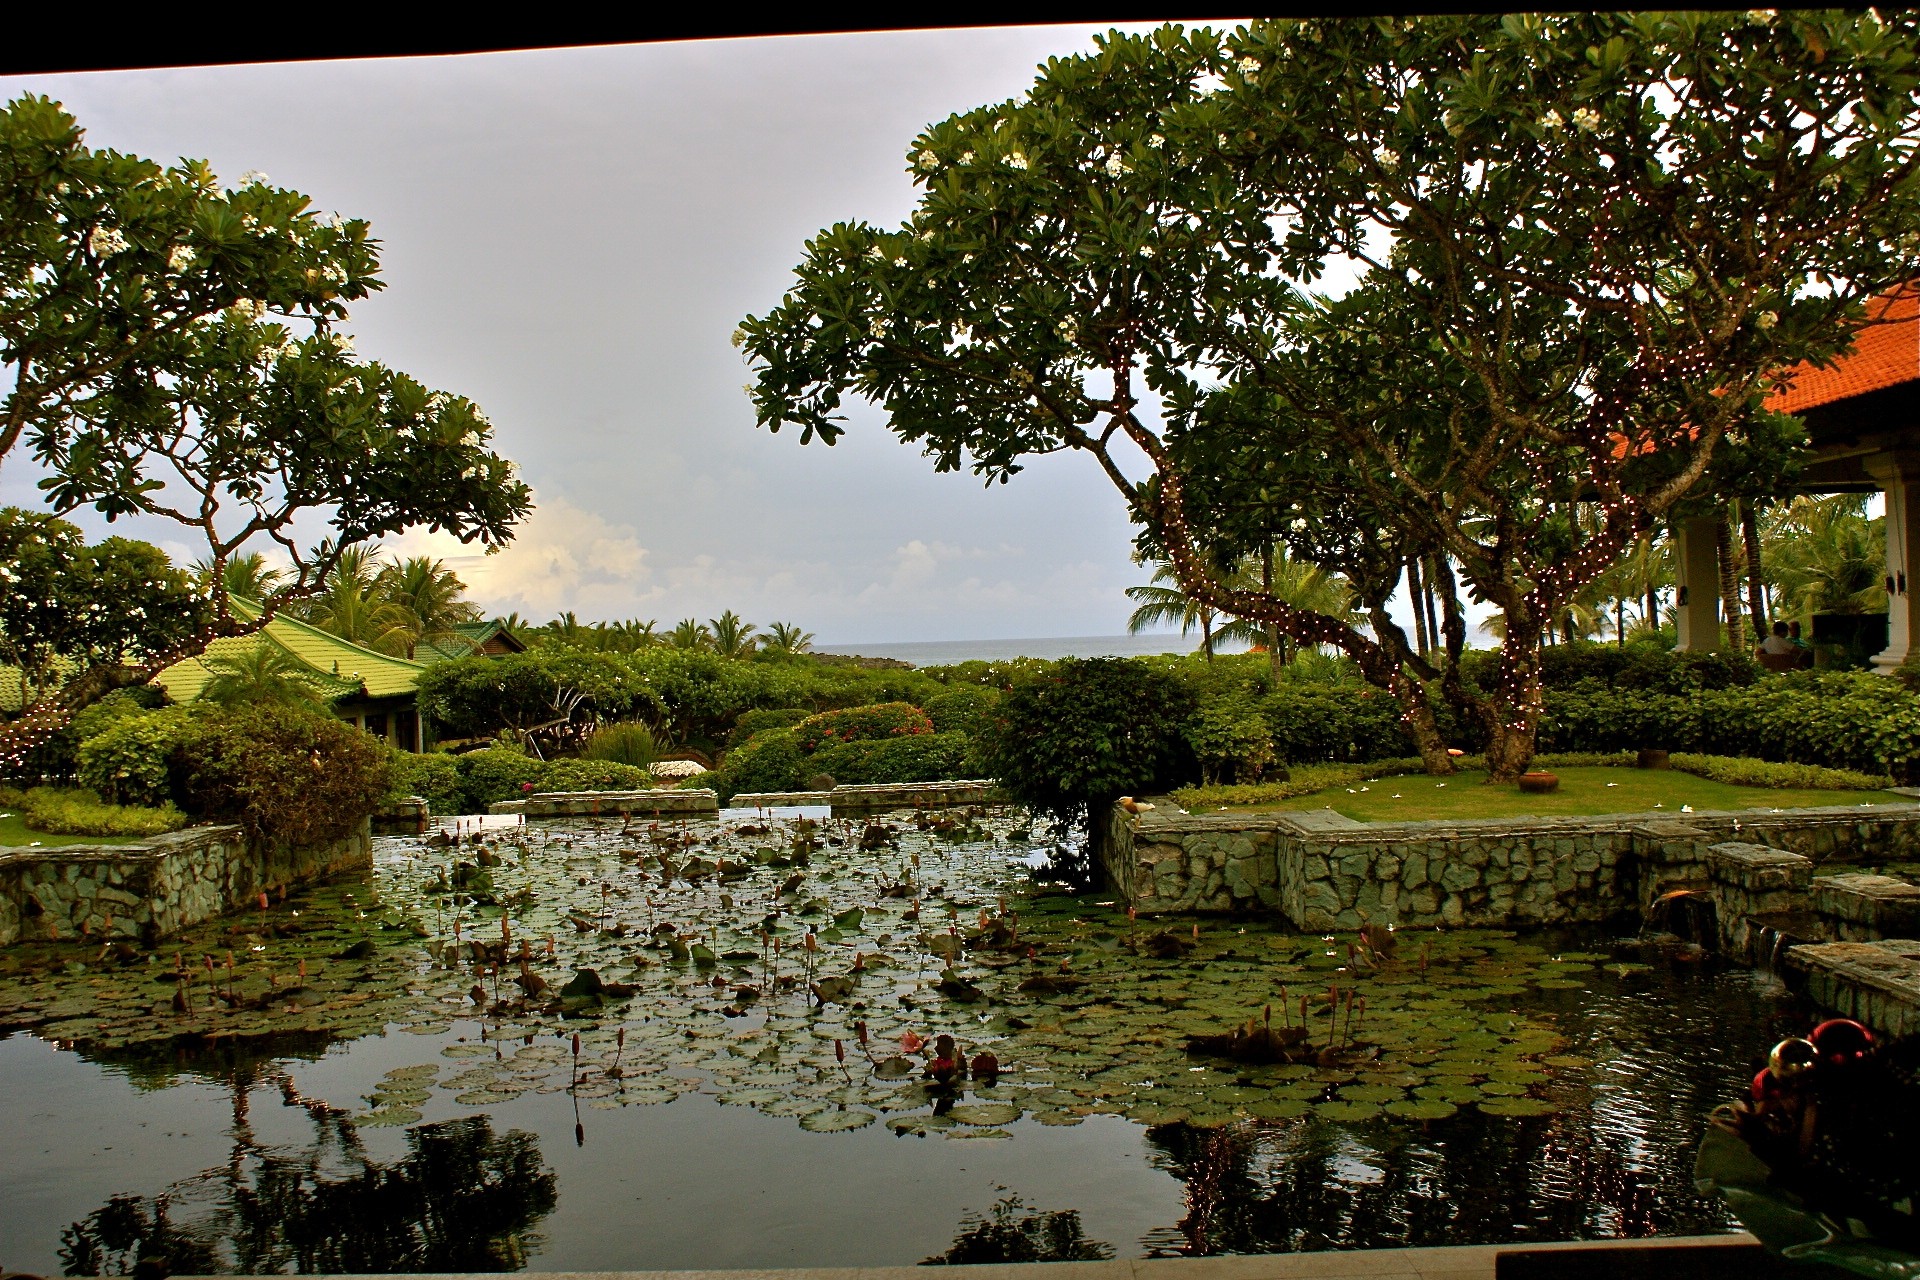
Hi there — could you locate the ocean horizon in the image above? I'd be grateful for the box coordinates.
[810,633,1246,665]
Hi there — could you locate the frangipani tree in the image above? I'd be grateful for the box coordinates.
[741,15,1920,777]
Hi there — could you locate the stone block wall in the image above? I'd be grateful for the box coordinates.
[492,789,719,817]
[0,819,371,946]
[1102,799,1920,931]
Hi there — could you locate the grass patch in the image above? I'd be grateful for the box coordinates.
[1191,764,1905,822]
[0,785,184,846]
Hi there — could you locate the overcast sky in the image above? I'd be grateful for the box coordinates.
[1,24,1299,646]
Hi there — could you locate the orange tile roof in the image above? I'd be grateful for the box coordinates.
[1765,285,1920,414]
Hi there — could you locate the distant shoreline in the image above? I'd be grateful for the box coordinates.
[809,633,1248,665]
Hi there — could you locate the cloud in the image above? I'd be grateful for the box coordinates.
[385,489,661,618]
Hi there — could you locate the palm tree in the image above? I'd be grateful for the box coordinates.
[1212,548,1358,664]
[762,621,814,656]
[190,551,286,602]
[1765,495,1886,619]
[670,618,713,650]
[198,641,330,708]
[708,610,757,659]
[299,547,413,655]
[1127,560,1225,660]
[376,556,482,658]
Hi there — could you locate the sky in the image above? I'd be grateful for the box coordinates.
[0,23,1401,648]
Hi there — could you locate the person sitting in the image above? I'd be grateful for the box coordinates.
[1787,620,1815,667]
[1758,620,1800,671]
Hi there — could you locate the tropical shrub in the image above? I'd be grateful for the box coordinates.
[728,707,811,746]
[76,706,201,806]
[810,731,974,786]
[416,649,665,741]
[791,702,932,753]
[1665,753,1891,790]
[976,657,1197,842]
[707,727,805,804]
[172,703,392,845]
[1258,685,1417,765]
[454,747,549,812]
[540,759,653,792]
[21,787,187,837]
[922,686,998,736]
[584,721,658,767]
[386,751,464,813]
[1184,689,1277,785]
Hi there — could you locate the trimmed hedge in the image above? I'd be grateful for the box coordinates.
[791,702,933,753]
[454,747,548,813]
[809,731,974,786]
[728,708,811,747]
[386,752,464,812]
[172,703,392,846]
[539,758,654,793]
[20,786,187,837]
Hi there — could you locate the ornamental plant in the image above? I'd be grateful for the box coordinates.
[741,16,1920,779]
[170,702,392,846]
[790,702,933,754]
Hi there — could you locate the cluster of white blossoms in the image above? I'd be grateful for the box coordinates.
[1290,517,1309,532]
[1138,244,1156,259]
[1104,152,1131,178]
[321,262,348,285]
[327,331,354,353]
[1056,318,1078,342]
[1571,107,1601,132]
[426,391,451,414]
[1757,310,1779,330]
[229,297,266,320]
[916,149,939,171]
[1538,109,1565,131]
[1149,133,1165,149]
[167,244,195,272]
[1237,56,1262,84]
[1374,146,1400,171]
[87,225,129,257]
[893,256,907,268]
[959,151,975,166]
[325,212,345,231]
[238,170,270,186]
[1003,151,1029,171]
[870,316,893,336]
[730,327,747,349]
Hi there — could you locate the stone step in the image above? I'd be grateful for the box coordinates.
[1784,938,1920,1038]
[1811,872,1920,940]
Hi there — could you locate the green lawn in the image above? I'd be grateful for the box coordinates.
[0,807,147,848]
[1227,765,1906,822]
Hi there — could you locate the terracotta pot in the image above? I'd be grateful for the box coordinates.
[1637,749,1670,770]
[1517,771,1560,794]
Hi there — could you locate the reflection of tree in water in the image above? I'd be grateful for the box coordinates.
[1139,962,1796,1255]
[59,1066,555,1275]
[922,1193,1114,1265]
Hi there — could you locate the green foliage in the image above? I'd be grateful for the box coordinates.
[1184,688,1277,785]
[198,640,333,708]
[172,703,392,845]
[75,705,200,806]
[453,747,548,813]
[921,686,999,736]
[707,727,805,804]
[1538,672,1920,778]
[810,731,975,787]
[1172,759,1428,810]
[1259,685,1418,764]
[792,701,933,753]
[584,721,657,767]
[0,509,207,708]
[1461,641,1756,695]
[20,786,186,837]
[539,759,653,793]
[1665,753,1892,791]
[976,658,1197,839]
[728,707,811,746]
[416,649,666,742]
[384,751,463,812]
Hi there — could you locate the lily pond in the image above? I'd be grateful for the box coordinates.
[0,807,1813,1273]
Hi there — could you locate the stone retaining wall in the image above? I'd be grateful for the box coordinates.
[827,780,1004,812]
[0,819,371,946]
[1103,799,1920,929]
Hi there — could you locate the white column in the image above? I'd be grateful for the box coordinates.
[1866,453,1920,673]
[1672,514,1723,651]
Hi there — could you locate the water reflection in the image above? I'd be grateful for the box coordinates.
[59,1066,554,1276]
[922,1194,1114,1265]
[1136,956,1808,1255]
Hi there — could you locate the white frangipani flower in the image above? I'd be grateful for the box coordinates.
[1571,106,1601,132]
[1757,310,1779,330]
[88,226,129,257]
[1148,133,1165,149]
[328,332,354,353]
[893,257,907,267]
[167,244,195,271]
[916,149,939,171]
[1237,56,1261,83]
[1004,151,1029,171]
[1538,109,1566,130]
[239,170,269,186]
[1137,244,1155,258]
[731,327,747,348]
[959,150,975,165]
[1374,146,1399,170]
[229,298,264,320]
[1104,152,1130,177]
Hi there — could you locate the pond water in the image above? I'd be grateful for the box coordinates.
[0,809,1812,1273]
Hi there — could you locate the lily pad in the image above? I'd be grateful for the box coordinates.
[799,1108,876,1132]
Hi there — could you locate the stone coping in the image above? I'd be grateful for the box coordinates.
[161,1233,1770,1280]
[0,822,240,867]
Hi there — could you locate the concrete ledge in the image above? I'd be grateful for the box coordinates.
[491,790,719,817]
[1812,872,1920,939]
[1706,843,1815,893]
[731,790,834,808]
[829,780,1005,811]
[168,1234,1774,1280]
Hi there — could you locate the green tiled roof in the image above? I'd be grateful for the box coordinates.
[417,619,523,663]
[155,599,427,704]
